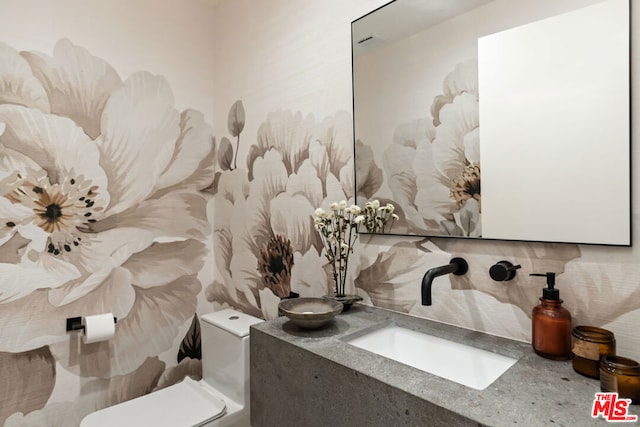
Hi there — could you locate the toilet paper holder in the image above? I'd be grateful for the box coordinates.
[66,315,117,332]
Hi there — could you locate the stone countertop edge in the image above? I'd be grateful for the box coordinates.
[250,303,615,426]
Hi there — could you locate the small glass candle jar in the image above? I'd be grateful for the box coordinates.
[600,355,640,404]
[572,326,616,379]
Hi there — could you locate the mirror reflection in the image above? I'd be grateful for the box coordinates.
[352,0,630,245]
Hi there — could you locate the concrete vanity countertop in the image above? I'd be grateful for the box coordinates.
[250,304,617,426]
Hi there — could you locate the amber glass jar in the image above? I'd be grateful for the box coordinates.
[600,355,640,404]
[572,326,616,379]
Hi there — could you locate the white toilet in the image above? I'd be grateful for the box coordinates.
[80,308,263,427]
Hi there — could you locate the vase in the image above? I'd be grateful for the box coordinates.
[322,294,363,312]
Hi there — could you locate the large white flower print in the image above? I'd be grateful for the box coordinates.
[208,110,353,319]
[0,36,213,403]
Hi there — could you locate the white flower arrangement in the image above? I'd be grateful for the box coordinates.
[313,200,398,296]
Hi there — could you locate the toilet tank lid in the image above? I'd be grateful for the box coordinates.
[201,309,263,337]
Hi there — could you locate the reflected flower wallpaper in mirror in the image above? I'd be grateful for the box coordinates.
[355,59,481,238]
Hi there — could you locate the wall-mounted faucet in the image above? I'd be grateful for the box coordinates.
[421,257,468,306]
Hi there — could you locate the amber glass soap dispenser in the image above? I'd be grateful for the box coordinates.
[530,272,572,360]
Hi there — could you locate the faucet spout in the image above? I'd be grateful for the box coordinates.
[421,257,468,306]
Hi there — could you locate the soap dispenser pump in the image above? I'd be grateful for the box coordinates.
[530,272,572,360]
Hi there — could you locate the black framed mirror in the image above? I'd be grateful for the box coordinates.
[352,0,631,245]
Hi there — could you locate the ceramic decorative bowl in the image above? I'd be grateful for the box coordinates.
[278,297,343,329]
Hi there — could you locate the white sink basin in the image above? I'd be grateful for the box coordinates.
[345,325,518,390]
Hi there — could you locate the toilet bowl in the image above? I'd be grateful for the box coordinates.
[80,308,263,427]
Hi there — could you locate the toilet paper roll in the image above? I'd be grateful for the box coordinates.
[82,313,116,344]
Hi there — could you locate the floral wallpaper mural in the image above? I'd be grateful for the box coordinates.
[0,38,211,425]
[205,103,459,321]
[206,107,356,319]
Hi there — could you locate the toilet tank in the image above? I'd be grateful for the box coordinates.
[200,309,263,407]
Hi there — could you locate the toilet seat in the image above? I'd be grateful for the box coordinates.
[80,377,226,427]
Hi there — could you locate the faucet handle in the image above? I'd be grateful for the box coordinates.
[489,260,521,282]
